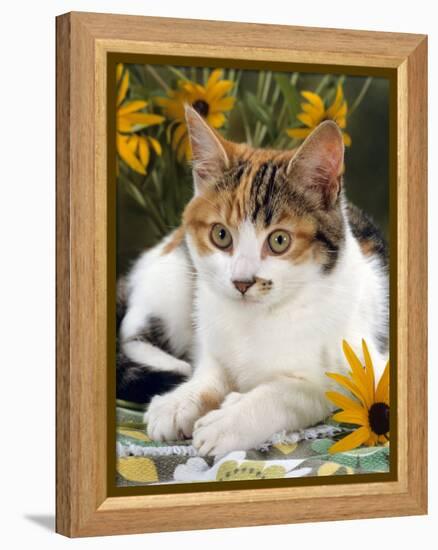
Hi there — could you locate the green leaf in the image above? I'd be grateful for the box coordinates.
[274,74,301,118]
[244,91,271,126]
[124,179,146,208]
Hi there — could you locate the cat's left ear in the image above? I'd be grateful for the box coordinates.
[185,105,230,194]
[287,120,344,208]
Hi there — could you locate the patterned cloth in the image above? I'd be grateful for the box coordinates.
[115,402,390,486]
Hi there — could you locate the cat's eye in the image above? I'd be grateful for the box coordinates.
[210,223,233,250]
[267,230,291,255]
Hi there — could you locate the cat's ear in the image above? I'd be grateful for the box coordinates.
[287,120,344,207]
[185,105,230,194]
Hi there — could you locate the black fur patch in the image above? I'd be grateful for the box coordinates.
[250,162,289,225]
[134,316,174,355]
[116,353,186,404]
[347,202,388,266]
[217,161,249,192]
[116,288,188,403]
[263,164,278,225]
[314,229,341,272]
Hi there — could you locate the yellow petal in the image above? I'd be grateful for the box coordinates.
[207,112,225,128]
[126,135,138,152]
[172,122,187,150]
[159,98,185,120]
[117,117,134,133]
[166,119,180,143]
[138,137,150,168]
[342,340,373,408]
[206,68,223,90]
[362,339,375,397]
[326,84,344,119]
[343,132,352,146]
[326,372,368,407]
[118,100,148,116]
[116,63,123,83]
[301,102,324,122]
[332,410,368,425]
[336,117,347,129]
[154,96,171,107]
[286,128,312,140]
[148,136,162,156]
[117,134,146,175]
[206,80,234,102]
[177,135,190,162]
[123,113,164,127]
[181,82,205,98]
[211,96,236,112]
[117,70,129,106]
[334,101,348,119]
[328,426,370,454]
[365,432,378,446]
[376,361,390,404]
[301,90,325,112]
[297,113,316,128]
[325,391,365,415]
[335,101,348,120]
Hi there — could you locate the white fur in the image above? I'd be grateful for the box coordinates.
[128,110,390,454]
[120,232,194,376]
[136,203,389,455]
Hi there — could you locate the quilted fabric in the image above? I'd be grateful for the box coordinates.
[115,402,390,486]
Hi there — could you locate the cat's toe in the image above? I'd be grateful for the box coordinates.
[145,395,176,441]
[193,410,239,456]
[146,391,201,441]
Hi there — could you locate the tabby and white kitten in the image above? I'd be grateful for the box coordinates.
[118,105,388,456]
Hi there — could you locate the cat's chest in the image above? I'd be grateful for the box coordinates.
[197,296,323,389]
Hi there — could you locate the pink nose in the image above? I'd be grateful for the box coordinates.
[233,279,255,295]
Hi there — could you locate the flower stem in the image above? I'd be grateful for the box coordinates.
[261,71,272,103]
[239,103,253,146]
[349,77,373,117]
[315,74,331,95]
[146,65,169,91]
[167,66,188,82]
[232,70,242,98]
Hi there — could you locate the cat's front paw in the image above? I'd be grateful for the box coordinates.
[192,407,244,456]
[145,389,202,441]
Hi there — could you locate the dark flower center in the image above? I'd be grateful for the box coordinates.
[192,99,209,118]
[368,402,390,435]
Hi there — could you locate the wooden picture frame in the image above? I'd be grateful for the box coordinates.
[56,11,428,537]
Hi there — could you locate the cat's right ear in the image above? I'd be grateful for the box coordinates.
[184,105,230,194]
[286,120,344,208]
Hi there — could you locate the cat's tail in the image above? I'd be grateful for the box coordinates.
[116,352,187,404]
[115,276,187,404]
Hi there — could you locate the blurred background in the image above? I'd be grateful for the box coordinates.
[116,63,389,276]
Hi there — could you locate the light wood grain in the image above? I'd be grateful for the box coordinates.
[56,12,428,537]
[406,37,428,510]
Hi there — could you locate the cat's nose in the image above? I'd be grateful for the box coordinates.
[233,279,255,295]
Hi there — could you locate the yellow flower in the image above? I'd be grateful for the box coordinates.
[287,84,352,147]
[155,69,236,162]
[325,339,390,454]
[116,64,164,175]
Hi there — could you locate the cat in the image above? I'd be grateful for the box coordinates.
[117,105,389,456]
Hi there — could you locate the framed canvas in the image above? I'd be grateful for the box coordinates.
[56,11,428,537]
